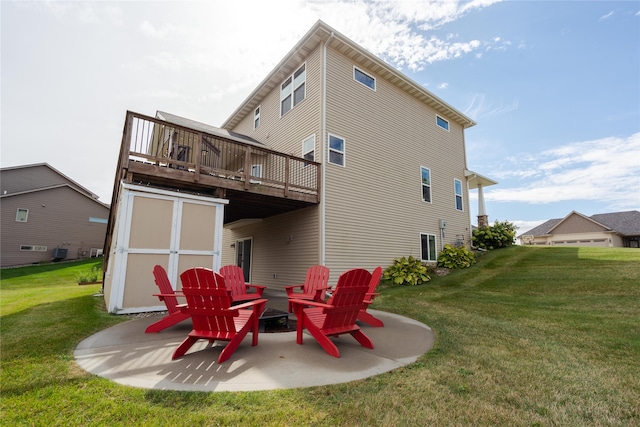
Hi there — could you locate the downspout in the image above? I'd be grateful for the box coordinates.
[320,32,335,266]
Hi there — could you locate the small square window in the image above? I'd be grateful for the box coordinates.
[436,115,450,131]
[16,208,29,222]
[354,67,376,90]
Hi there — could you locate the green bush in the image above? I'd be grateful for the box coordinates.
[437,244,476,269]
[472,220,517,250]
[383,255,431,286]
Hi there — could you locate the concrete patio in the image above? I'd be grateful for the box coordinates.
[74,290,434,392]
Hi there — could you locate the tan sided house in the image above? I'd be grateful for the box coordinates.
[518,210,640,248]
[0,163,110,267]
[102,20,497,313]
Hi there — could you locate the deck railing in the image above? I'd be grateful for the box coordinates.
[120,111,320,198]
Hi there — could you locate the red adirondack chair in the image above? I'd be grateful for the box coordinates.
[284,265,330,312]
[219,265,266,303]
[172,267,267,363]
[357,266,384,327]
[145,265,190,333]
[290,268,374,358]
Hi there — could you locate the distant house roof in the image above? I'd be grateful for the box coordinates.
[221,19,476,130]
[520,210,640,237]
[1,162,100,199]
[156,111,262,147]
[0,183,110,209]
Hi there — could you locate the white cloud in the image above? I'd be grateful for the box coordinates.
[599,11,614,21]
[438,82,449,89]
[486,133,640,210]
[463,93,519,120]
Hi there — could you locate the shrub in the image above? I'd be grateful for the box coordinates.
[383,255,431,286]
[472,220,517,250]
[437,244,476,269]
[76,265,102,283]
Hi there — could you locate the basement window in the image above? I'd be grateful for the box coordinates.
[20,245,47,251]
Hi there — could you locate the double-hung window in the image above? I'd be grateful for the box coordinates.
[302,135,315,165]
[436,115,450,131]
[354,67,376,90]
[253,106,260,129]
[454,178,463,211]
[328,134,345,166]
[420,233,437,261]
[421,167,432,203]
[280,64,306,116]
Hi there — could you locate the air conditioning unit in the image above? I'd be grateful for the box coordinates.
[52,248,68,260]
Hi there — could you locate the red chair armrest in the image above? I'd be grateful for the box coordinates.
[284,284,304,295]
[232,298,269,311]
[289,298,333,310]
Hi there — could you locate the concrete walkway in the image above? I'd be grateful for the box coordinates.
[74,290,434,392]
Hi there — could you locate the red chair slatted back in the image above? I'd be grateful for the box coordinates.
[322,268,371,329]
[180,268,237,335]
[152,265,180,314]
[219,265,247,298]
[304,265,330,298]
[365,267,383,301]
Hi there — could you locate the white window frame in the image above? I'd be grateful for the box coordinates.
[420,166,432,203]
[20,245,47,252]
[353,66,376,91]
[454,178,464,211]
[16,208,29,222]
[436,115,450,131]
[328,133,346,167]
[302,135,315,166]
[250,164,263,184]
[280,63,306,116]
[420,233,437,262]
[253,106,260,129]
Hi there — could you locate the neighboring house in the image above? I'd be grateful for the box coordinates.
[518,210,640,248]
[103,20,497,313]
[0,163,110,267]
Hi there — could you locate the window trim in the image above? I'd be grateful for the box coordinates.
[20,245,47,252]
[302,135,315,166]
[253,106,260,129]
[420,166,432,203]
[436,115,450,131]
[280,63,306,117]
[420,233,437,262]
[16,208,29,222]
[353,66,376,91]
[454,178,464,211]
[327,133,346,167]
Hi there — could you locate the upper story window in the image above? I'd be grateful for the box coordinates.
[354,67,376,90]
[420,233,437,261]
[436,115,450,131]
[328,134,345,166]
[16,208,29,222]
[280,63,306,116]
[454,178,463,211]
[302,135,315,165]
[253,106,260,129]
[421,167,432,203]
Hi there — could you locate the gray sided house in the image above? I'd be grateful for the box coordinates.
[519,210,640,248]
[0,163,110,267]
[103,20,497,313]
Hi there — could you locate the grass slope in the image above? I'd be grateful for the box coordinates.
[1,247,638,426]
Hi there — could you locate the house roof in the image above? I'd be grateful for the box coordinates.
[0,162,99,200]
[0,183,111,209]
[465,170,498,189]
[519,210,640,238]
[156,111,262,147]
[221,20,476,130]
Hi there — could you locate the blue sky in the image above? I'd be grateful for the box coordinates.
[2,1,639,234]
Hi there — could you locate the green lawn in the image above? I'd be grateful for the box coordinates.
[1,247,639,426]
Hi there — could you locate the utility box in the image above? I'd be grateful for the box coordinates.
[52,248,68,260]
